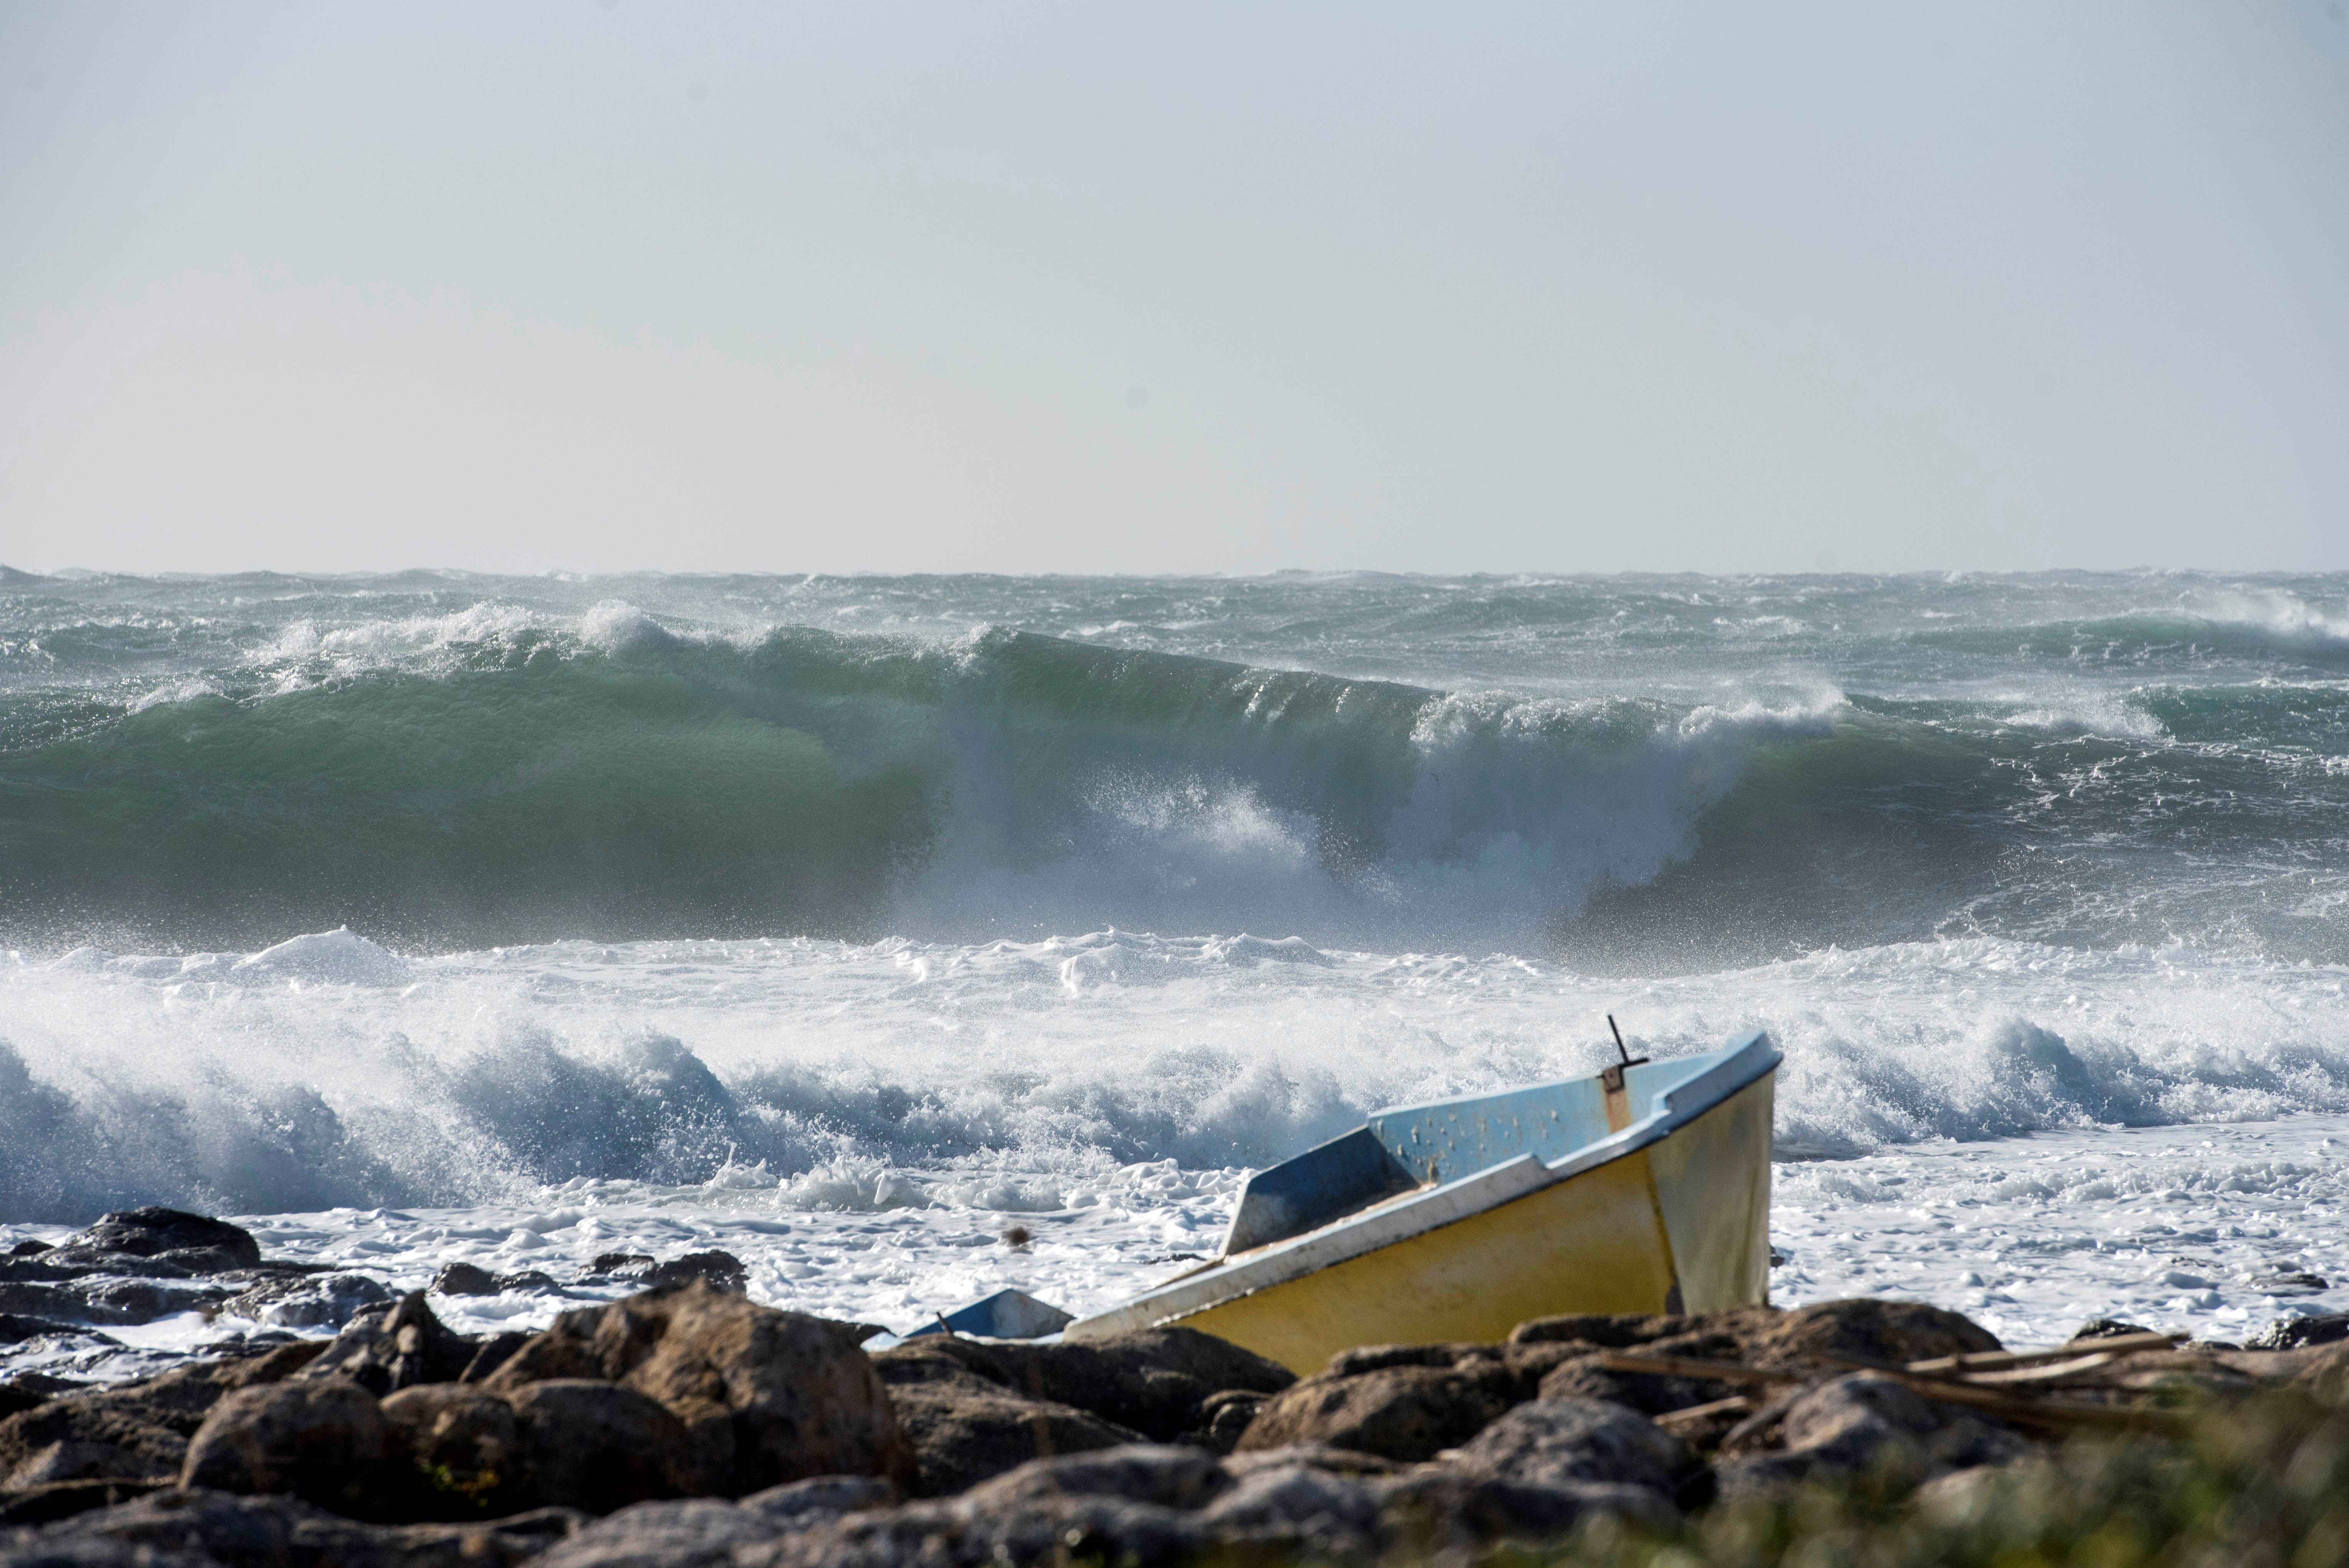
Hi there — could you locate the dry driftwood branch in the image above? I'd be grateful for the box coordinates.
[1653,1394,1753,1433]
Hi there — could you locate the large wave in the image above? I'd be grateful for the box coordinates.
[2,615,1836,952]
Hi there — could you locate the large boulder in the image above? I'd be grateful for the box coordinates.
[508,1380,701,1514]
[871,1345,1145,1498]
[1445,1397,1704,1499]
[484,1280,912,1495]
[180,1377,393,1514]
[43,1209,262,1275]
[1232,1361,1518,1462]
[380,1382,531,1519]
[1741,1300,2002,1371]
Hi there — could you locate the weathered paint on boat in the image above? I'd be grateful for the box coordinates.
[1064,1030,1779,1375]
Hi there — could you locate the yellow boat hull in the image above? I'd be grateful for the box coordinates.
[1068,1040,1777,1376]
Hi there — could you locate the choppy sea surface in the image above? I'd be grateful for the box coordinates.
[4,568,2347,1370]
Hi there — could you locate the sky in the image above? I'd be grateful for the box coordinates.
[1,2,2346,578]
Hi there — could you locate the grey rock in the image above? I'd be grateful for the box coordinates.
[532,1498,776,1568]
[0,1278,230,1328]
[1448,1396,1703,1497]
[180,1379,392,1515]
[1192,1462,1386,1556]
[218,1273,393,1331]
[298,1293,474,1395]
[738,1474,897,1521]
[12,1487,584,1568]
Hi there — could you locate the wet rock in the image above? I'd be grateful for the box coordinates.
[0,1314,87,1347]
[0,1373,86,1424]
[0,1276,231,1327]
[509,1380,700,1513]
[433,1263,562,1299]
[645,1252,747,1293]
[45,1209,262,1276]
[585,1253,655,1279]
[299,1293,475,1395]
[1234,1361,1517,1462]
[488,1281,911,1496]
[12,1486,585,1568]
[1445,1396,1704,1500]
[1714,1373,2025,1497]
[5,1243,51,1258]
[218,1272,395,1330]
[181,1378,393,1514]
[433,1263,499,1297]
[873,1348,1145,1498]
[2071,1317,2159,1342]
[2248,1313,2349,1351]
[380,1383,529,1518]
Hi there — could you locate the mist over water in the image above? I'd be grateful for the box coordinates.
[3,568,2347,1234]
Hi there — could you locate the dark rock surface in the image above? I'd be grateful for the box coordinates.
[1234,1361,1518,1462]
[2247,1313,2349,1351]
[483,1280,912,1496]
[1,1487,584,1568]
[180,1378,393,1515]
[507,1380,699,1513]
[301,1294,477,1396]
[871,1342,1145,1497]
[1714,1373,2027,1496]
[45,1211,261,1276]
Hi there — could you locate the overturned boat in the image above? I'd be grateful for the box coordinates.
[1059,1028,1781,1375]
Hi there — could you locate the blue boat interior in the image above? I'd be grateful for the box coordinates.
[1218,1048,1716,1256]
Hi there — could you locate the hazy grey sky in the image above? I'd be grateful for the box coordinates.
[3,2,2346,576]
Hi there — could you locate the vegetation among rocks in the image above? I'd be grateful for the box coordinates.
[4,1207,2349,1565]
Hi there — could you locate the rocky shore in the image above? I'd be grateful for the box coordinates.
[4,1208,2347,1567]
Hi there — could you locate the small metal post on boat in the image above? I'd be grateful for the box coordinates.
[1600,1014,1650,1133]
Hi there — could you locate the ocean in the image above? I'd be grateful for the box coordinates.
[3,567,2347,1370]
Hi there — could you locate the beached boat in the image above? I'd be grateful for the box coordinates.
[1059,1028,1780,1375]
